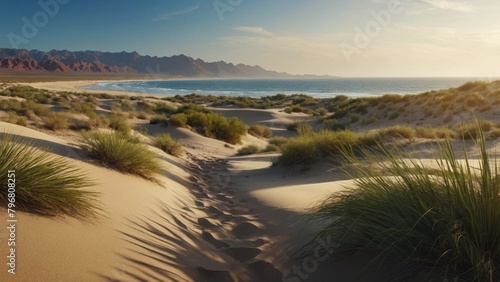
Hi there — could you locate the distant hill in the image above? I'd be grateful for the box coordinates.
[0,48,311,78]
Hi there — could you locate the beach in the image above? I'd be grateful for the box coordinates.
[0,79,356,281]
[1,79,500,281]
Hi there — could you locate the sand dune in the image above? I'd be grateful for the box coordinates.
[0,116,344,281]
[6,80,495,281]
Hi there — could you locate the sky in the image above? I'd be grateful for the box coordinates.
[0,0,499,77]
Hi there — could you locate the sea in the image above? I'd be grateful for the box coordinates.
[86,77,491,98]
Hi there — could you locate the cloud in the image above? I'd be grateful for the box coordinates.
[232,26,274,36]
[420,0,477,12]
[152,4,200,21]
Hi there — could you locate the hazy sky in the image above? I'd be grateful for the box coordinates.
[1,0,499,77]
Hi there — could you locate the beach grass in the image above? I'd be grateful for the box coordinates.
[237,144,261,156]
[309,126,500,281]
[248,124,272,138]
[0,134,97,218]
[43,112,70,130]
[79,131,163,182]
[170,104,247,144]
[279,130,376,167]
[154,133,182,157]
[149,114,169,126]
[109,115,131,135]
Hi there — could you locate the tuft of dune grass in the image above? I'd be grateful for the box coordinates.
[307,125,500,281]
[0,134,97,218]
[154,133,183,157]
[237,144,261,156]
[80,131,163,182]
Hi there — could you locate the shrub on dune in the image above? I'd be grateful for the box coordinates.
[154,133,182,157]
[237,144,261,156]
[248,124,272,138]
[279,130,374,167]
[376,125,416,139]
[169,113,188,127]
[44,112,70,130]
[0,134,97,218]
[80,131,162,182]
[268,136,288,148]
[279,138,321,167]
[109,115,131,135]
[312,130,359,155]
[457,81,489,92]
[263,144,280,152]
[309,128,500,281]
[149,114,169,126]
[454,120,494,140]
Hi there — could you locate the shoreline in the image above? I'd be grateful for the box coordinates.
[15,77,488,99]
[20,79,167,98]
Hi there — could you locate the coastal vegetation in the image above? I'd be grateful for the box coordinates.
[308,127,500,281]
[248,124,272,138]
[169,104,247,144]
[79,131,163,182]
[154,133,183,157]
[0,134,97,218]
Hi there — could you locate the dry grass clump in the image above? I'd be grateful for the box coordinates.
[149,114,169,126]
[237,144,261,156]
[44,112,70,130]
[269,136,288,147]
[457,81,489,92]
[376,125,416,139]
[109,116,131,135]
[153,133,182,157]
[455,120,495,140]
[248,124,272,138]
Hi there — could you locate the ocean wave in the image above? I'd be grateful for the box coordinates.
[85,78,474,98]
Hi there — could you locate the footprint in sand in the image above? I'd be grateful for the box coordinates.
[202,231,230,248]
[231,222,262,239]
[251,238,268,247]
[220,214,248,223]
[207,206,225,217]
[228,208,240,215]
[246,260,283,282]
[224,247,261,263]
[215,193,230,201]
[197,267,234,282]
[194,191,210,199]
[198,218,217,229]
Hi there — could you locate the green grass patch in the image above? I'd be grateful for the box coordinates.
[279,138,321,167]
[149,114,169,126]
[109,116,131,135]
[308,128,500,281]
[0,134,97,218]
[154,134,182,157]
[279,130,374,167]
[80,131,163,182]
[172,105,247,144]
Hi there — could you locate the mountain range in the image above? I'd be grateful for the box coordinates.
[0,48,296,78]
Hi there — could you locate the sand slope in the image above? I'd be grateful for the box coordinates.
[0,122,211,281]
[0,121,328,281]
